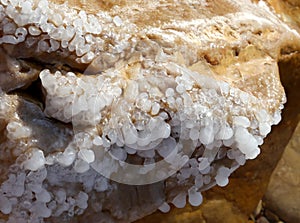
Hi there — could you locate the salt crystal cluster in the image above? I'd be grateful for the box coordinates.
[0,0,296,222]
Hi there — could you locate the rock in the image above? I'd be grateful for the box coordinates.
[0,0,300,223]
[264,121,300,223]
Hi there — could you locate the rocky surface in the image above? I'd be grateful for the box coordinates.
[0,0,300,223]
[264,94,300,223]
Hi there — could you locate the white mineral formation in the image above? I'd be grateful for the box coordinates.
[0,0,299,222]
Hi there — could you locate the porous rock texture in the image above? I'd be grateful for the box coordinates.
[0,0,300,223]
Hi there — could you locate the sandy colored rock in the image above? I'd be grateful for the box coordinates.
[264,108,300,223]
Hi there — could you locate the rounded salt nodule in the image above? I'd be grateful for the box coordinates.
[56,146,76,167]
[78,149,95,164]
[158,202,170,213]
[75,192,88,210]
[199,125,214,145]
[151,102,160,115]
[109,147,127,161]
[3,22,16,35]
[74,159,90,173]
[38,39,50,52]
[0,35,18,44]
[6,121,31,139]
[30,202,52,218]
[189,127,200,141]
[20,1,32,14]
[215,166,231,187]
[23,148,46,171]
[198,157,210,171]
[172,192,186,208]
[36,189,51,203]
[232,116,251,128]
[80,51,95,63]
[122,124,138,145]
[259,122,271,136]
[28,25,41,36]
[92,136,103,146]
[234,127,260,159]
[188,187,203,206]
[49,39,60,52]
[0,195,12,214]
[215,124,233,140]
[195,174,204,188]
[156,137,176,158]
[54,189,67,204]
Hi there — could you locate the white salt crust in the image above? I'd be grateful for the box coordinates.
[36,54,283,215]
[0,0,136,63]
[0,0,288,221]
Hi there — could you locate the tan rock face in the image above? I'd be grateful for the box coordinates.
[263,54,300,223]
[265,122,300,223]
[0,0,300,222]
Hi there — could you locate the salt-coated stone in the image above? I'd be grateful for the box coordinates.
[23,148,46,171]
[0,0,296,222]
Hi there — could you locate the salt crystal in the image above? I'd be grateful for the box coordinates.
[73,159,90,173]
[157,137,176,158]
[20,1,32,14]
[93,136,103,146]
[23,148,45,171]
[78,149,95,163]
[36,189,51,203]
[151,102,160,115]
[199,166,210,174]
[234,127,259,159]
[28,26,41,36]
[198,158,210,171]
[94,177,109,192]
[38,40,50,52]
[30,202,52,218]
[215,124,233,140]
[80,51,95,63]
[0,35,18,44]
[188,187,203,206]
[189,127,200,141]
[125,146,136,154]
[199,125,214,145]
[0,195,12,214]
[49,39,60,51]
[158,202,170,213]
[232,116,251,128]
[122,124,138,145]
[259,122,271,136]
[56,146,76,166]
[203,175,211,184]
[165,88,175,97]
[3,22,16,34]
[172,192,186,208]
[76,191,88,209]
[180,168,192,179]
[6,121,31,139]
[273,110,282,125]
[236,155,246,165]
[55,189,66,204]
[195,174,204,188]
[215,175,229,187]
[109,147,127,161]
[113,16,123,26]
